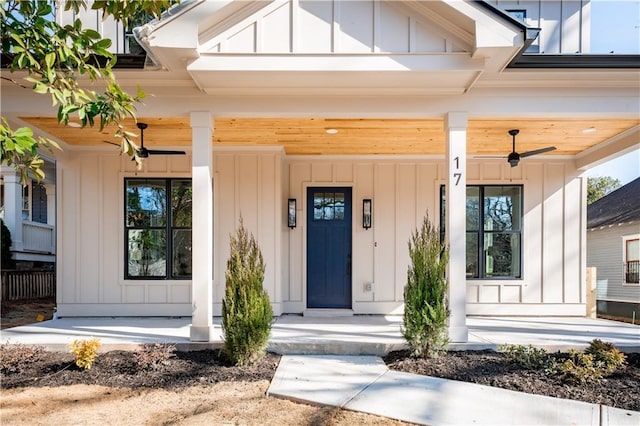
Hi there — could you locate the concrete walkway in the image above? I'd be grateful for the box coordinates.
[1,315,638,353]
[267,355,640,426]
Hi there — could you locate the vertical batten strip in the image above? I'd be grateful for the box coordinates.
[373,0,380,53]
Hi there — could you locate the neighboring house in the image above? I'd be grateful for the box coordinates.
[0,161,56,269]
[1,0,638,342]
[587,178,640,321]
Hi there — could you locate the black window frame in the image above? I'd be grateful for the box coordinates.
[440,184,524,280]
[124,178,192,280]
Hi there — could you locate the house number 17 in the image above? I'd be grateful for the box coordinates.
[453,156,462,186]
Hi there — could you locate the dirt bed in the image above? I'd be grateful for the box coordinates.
[384,349,640,412]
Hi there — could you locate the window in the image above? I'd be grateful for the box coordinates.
[441,185,523,279]
[31,182,47,224]
[125,178,192,279]
[313,191,345,221]
[22,183,30,220]
[506,9,526,22]
[623,236,639,285]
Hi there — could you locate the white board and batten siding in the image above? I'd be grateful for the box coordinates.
[56,148,585,317]
[60,0,596,56]
[588,224,640,303]
[55,149,284,317]
[57,153,191,316]
[284,157,586,316]
[203,0,469,54]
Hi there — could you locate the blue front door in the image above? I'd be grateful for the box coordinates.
[307,187,352,309]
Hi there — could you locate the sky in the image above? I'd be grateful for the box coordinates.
[584,149,640,185]
[591,0,640,54]
[585,1,639,186]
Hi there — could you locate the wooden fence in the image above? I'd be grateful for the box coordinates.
[1,270,55,301]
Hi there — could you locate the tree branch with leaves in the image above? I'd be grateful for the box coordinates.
[0,0,178,183]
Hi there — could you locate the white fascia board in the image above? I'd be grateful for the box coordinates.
[187,53,485,72]
[143,0,234,50]
[443,0,524,49]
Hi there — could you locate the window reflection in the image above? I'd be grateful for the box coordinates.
[313,192,345,221]
[125,178,192,279]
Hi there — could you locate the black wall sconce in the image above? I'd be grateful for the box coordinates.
[363,199,372,229]
[288,198,297,229]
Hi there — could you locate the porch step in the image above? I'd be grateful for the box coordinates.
[303,309,354,317]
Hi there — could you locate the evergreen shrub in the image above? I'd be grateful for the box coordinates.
[1,219,14,269]
[402,212,450,358]
[222,218,273,366]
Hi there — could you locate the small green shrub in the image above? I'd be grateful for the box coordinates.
[133,343,176,370]
[222,218,273,366]
[552,350,604,384]
[402,212,450,358]
[69,338,101,370]
[585,339,626,373]
[0,342,45,374]
[499,344,549,369]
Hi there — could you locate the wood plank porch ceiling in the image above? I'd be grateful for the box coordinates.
[23,117,639,156]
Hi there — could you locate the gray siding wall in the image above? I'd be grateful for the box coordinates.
[587,224,640,303]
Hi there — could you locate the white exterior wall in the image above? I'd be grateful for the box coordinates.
[56,149,283,317]
[284,157,587,316]
[488,1,591,54]
[203,0,468,54]
[588,224,640,303]
[56,149,586,317]
[213,149,283,315]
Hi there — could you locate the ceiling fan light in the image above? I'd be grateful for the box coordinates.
[507,152,520,167]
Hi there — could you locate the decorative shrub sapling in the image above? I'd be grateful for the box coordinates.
[222,217,273,366]
[402,212,450,358]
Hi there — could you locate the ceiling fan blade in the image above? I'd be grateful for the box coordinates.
[519,146,557,158]
[146,149,186,156]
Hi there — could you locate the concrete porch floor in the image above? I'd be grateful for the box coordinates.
[1,315,638,354]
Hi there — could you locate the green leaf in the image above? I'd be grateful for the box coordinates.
[33,82,49,94]
[85,29,101,40]
[45,52,55,69]
[13,127,34,139]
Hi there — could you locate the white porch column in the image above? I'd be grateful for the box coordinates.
[190,111,215,342]
[43,184,56,226]
[0,167,24,252]
[445,112,469,343]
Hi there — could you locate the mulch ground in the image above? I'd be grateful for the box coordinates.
[384,349,640,412]
[0,348,638,412]
[1,349,280,390]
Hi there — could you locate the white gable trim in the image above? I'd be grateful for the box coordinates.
[198,0,474,55]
